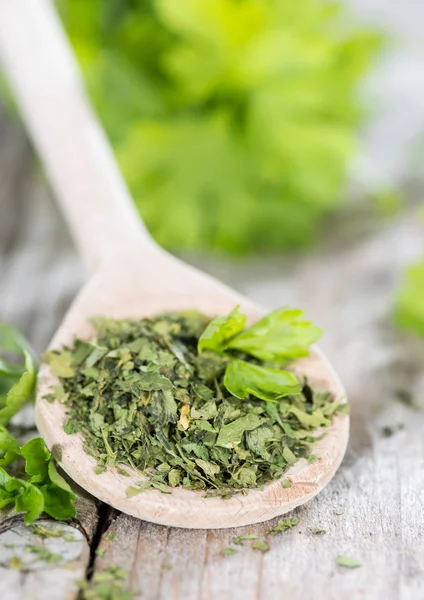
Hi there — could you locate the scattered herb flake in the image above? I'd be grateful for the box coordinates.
[77,565,136,599]
[95,548,106,557]
[220,547,237,556]
[267,517,299,536]
[281,479,292,488]
[105,535,118,542]
[334,509,344,516]
[336,555,361,568]
[311,527,326,535]
[232,534,260,545]
[25,544,62,564]
[393,389,419,409]
[251,539,269,552]
[9,556,23,570]
[380,424,404,437]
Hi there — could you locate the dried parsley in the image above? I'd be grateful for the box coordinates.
[43,307,346,497]
[251,539,269,552]
[77,565,136,599]
[336,555,361,568]
[232,534,260,545]
[220,547,237,556]
[25,544,62,564]
[310,527,326,535]
[267,517,299,536]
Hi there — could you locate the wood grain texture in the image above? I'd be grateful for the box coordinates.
[1,96,424,600]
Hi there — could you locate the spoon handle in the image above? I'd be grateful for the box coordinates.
[0,0,155,274]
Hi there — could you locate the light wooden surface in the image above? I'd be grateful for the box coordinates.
[0,0,349,529]
[1,107,424,598]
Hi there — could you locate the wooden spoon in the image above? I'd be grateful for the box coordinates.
[0,0,348,528]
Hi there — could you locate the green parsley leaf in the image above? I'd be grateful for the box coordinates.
[336,555,361,568]
[41,484,76,520]
[10,479,44,522]
[227,308,322,362]
[20,438,51,483]
[0,425,21,467]
[0,348,37,425]
[198,307,245,353]
[224,359,301,402]
[281,479,292,488]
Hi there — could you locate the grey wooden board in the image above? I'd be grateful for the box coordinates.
[1,106,424,600]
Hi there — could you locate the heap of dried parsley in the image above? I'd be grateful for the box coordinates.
[43,307,347,498]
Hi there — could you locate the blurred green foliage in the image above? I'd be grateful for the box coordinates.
[395,259,424,338]
[58,0,380,254]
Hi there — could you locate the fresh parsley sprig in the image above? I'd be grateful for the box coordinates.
[0,323,76,522]
[198,306,321,402]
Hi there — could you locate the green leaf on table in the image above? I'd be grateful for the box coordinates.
[21,438,51,483]
[13,481,44,523]
[198,307,245,353]
[47,460,74,494]
[224,359,301,402]
[227,308,322,362]
[41,484,76,520]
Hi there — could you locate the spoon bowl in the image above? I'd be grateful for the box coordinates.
[36,251,349,528]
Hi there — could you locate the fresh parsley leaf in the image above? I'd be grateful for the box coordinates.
[0,425,21,467]
[21,438,51,483]
[41,484,76,520]
[0,348,37,426]
[336,555,361,568]
[0,428,76,522]
[227,308,322,362]
[224,359,301,402]
[198,307,245,354]
[14,481,45,522]
[281,479,292,488]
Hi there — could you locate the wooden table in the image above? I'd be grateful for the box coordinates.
[1,110,424,600]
